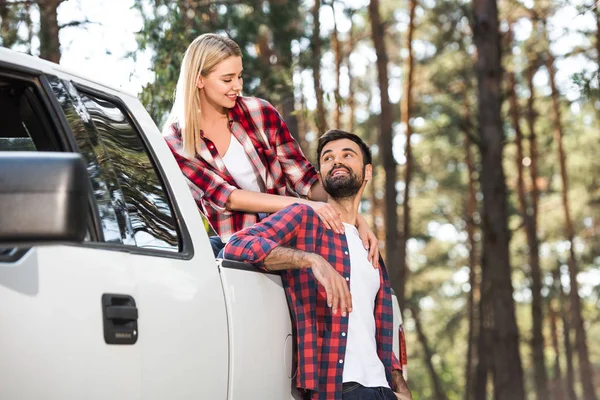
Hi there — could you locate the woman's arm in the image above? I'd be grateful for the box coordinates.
[225,188,345,234]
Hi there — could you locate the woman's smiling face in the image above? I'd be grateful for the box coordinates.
[197,55,243,112]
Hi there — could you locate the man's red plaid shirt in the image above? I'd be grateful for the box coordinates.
[223,204,404,400]
[164,96,318,240]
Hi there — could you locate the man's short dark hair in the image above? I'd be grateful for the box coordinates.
[316,129,372,170]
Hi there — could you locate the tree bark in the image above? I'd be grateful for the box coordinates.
[331,0,342,129]
[346,10,356,133]
[549,271,566,400]
[369,0,402,310]
[411,306,449,400]
[508,69,549,400]
[296,77,311,158]
[38,0,63,63]
[0,0,18,48]
[311,0,327,134]
[398,0,416,315]
[594,4,600,131]
[472,1,525,399]
[464,120,479,400]
[555,266,579,400]
[546,41,598,400]
[268,0,300,141]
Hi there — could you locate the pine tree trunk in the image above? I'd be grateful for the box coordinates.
[0,0,18,48]
[508,70,549,400]
[556,266,579,400]
[398,0,416,314]
[268,0,300,141]
[411,306,449,400]
[546,48,598,400]
[38,0,63,63]
[331,0,342,128]
[347,11,356,133]
[297,78,311,157]
[595,5,600,69]
[311,0,327,134]
[472,1,525,399]
[369,119,379,236]
[549,270,566,400]
[24,3,33,53]
[369,0,401,310]
[464,132,479,400]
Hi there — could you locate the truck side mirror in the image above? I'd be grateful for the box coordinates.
[0,152,89,245]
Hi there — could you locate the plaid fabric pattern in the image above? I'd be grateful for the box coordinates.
[164,96,318,240]
[224,204,403,400]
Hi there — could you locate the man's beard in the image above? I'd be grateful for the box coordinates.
[323,165,364,199]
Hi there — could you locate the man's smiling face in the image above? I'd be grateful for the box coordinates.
[319,138,370,199]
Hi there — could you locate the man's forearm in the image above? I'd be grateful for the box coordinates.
[392,369,412,399]
[263,246,313,271]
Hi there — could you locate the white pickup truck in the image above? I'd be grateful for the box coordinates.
[0,47,403,400]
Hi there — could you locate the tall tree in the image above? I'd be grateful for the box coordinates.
[549,270,566,400]
[345,8,356,133]
[472,0,525,399]
[267,0,302,140]
[411,305,450,400]
[508,67,549,400]
[311,0,327,134]
[330,0,342,128]
[368,0,402,308]
[545,35,598,400]
[0,0,19,48]
[399,0,417,313]
[556,265,579,400]
[38,0,64,63]
[464,117,479,400]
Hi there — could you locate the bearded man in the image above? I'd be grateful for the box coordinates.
[224,130,412,400]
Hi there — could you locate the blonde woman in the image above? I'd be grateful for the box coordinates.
[164,33,378,264]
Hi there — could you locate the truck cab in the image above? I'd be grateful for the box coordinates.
[0,48,402,400]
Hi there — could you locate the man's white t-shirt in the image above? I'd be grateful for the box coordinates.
[221,134,263,193]
[342,223,390,388]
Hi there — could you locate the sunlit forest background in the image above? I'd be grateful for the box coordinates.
[1,0,599,399]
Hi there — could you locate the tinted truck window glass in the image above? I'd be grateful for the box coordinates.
[48,76,123,244]
[78,91,179,252]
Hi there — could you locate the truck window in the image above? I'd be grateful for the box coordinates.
[47,76,180,253]
[0,77,58,152]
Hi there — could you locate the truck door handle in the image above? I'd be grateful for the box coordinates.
[102,294,138,345]
[106,305,138,321]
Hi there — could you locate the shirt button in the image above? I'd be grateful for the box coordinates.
[341,332,346,337]
[339,359,344,364]
[344,251,348,255]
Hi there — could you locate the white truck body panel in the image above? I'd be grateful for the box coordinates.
[0,246,140,399]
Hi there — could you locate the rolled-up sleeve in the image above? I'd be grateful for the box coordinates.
[224,203,319,268]
[164,135,237,213]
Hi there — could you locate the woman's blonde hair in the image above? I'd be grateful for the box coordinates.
[165,33,242,159]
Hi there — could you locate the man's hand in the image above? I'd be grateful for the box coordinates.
[391,370,412,400]
[308,253,352,317]
[263,247,352,317]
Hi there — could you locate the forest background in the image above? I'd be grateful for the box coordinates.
[1,0,599,399]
